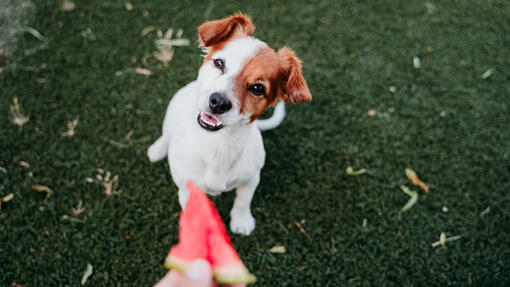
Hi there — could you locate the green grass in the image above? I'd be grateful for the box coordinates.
[1,0,509,286]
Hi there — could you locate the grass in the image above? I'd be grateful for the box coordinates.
[1,0,509,286]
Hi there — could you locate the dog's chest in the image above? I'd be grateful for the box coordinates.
[168,128,263,194]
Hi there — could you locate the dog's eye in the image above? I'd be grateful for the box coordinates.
[248,84,265,96]
[213,59,224,70]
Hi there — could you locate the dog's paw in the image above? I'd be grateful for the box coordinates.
[230,212,255,236]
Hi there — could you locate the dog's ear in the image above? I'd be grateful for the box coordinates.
[277,47,312,104]
[198,13,255,47]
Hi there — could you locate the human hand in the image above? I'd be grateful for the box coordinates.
[154,259,246,287]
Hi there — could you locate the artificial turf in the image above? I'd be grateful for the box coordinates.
[1,0,509,286]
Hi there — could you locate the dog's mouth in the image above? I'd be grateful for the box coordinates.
[197,112,223,131]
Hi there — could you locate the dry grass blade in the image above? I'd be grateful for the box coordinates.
[346,166,367,176]
[72,200,85,216]
[32,185,53,200]
[141,26,155,36]
[481,69,494,79]
[432,234,462,247]
[81,263,93,285]
[269,245,286,253]
[61,116,79,137]
[295,221,313,242]
[10,97,29,128]
[400,185,418,212]
[135,67,152,77]
[405,168,429,192]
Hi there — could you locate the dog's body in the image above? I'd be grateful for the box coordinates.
[148,14,311,235]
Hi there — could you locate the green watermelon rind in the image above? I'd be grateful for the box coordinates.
[165,251,256,284]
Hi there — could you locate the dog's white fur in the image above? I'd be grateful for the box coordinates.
[147,37,285,235]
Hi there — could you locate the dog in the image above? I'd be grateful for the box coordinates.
[147,14,311,235]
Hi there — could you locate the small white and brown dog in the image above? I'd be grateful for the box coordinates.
[147,14,311,235]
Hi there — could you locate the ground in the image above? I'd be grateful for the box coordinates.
[1,0,509,286]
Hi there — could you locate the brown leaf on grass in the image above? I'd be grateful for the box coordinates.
[20,161,30,168]
[10,97,29,128]
[61,117,79,137]
[32,185,53,200]
[141,26,155,36]
[405,168,429,192]
[367,109,377,116]
[135,67,152,77]
[60,0,75,12]
[72,200,85,216]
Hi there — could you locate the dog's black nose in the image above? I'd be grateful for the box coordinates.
[209,93,232,114]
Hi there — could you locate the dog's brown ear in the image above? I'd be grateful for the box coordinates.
[277,47,312,104]
[198,13,255,47]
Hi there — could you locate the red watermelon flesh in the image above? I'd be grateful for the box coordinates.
[164,180,256,284]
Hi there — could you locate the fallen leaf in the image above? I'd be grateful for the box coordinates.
[439,232,446,246]
[413,56,421,69]
[432,234,462,247]
[295,221,312,242]
[405,168,429,192]
[125,2,134,11]
[0,193,14,212]
[81,263,93,285]
[135,67,152,76]
[124,129,134,141]
[61,117,79,137]
[346,166,367,176]
[1,193,14,202]
[141,26,155,36]
[32,185,53,200]
[72,200,86,216]
[480,206,490,216]
[481,68,494,79]
[19,161,30,168]
[367,109,377,116]
[60,0,75,11]
[85,177,94,183]
[153,49,174,66]
[44,230,50,236]
[10,97,29,128]
[269,245,286,253]
[400,185,418,212]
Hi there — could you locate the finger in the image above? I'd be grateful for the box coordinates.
[185,259,213,285]
[154,270,180,287]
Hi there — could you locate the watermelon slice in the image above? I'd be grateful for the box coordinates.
[164,180,256,284]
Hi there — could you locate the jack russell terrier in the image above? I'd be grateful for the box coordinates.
[147,14,311,235]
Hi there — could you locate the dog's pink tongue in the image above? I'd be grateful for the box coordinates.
[203,113,218,124]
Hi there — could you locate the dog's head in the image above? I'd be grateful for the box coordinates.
[194,14,312,132]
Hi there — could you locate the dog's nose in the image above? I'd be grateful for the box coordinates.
[209,93,232,114]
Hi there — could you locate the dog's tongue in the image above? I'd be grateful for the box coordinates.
[203,113,219,125]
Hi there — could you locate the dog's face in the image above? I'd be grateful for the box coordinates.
[194,14,312,132]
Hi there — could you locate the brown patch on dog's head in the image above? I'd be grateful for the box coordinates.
[234,46,312,122]
[198,13,255,63]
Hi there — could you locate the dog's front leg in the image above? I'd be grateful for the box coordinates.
[178,187,190,209]
[230,172,260,236]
